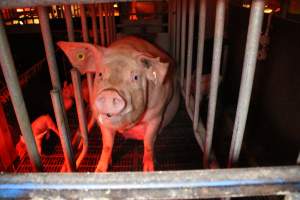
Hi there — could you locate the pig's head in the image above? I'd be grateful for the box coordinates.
[57,42,169,130]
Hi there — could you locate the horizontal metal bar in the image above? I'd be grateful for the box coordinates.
[0,0,164,8]
[0,166,299,199]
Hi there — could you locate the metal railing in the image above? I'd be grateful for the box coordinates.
[0,0,299,199]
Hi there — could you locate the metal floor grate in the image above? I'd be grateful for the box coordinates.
[16,101,203,172]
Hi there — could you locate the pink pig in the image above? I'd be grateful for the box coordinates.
[58,36,180,172]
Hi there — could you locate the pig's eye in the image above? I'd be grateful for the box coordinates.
[134,75,139,80]
[131,73,139,82]
[98,72,103,80]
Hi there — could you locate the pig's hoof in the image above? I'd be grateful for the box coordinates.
[143,161,154,172]
[95,164,108,172]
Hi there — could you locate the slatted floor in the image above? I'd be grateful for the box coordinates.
[16,99,203,172]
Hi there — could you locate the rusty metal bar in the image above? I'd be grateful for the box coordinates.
[104,4,110,46]
[0,15,42,172]
[1,166,299,199]
[185,0,195,110]
[64,4,75,42]
[204,0,225,168]
[90,4,99,45]
[80,4,89,42]
[50,89,76,172]
[193,0,206,131]
[175,0,181,65]
[98,4,106,46]
[228,0,264,167]
[37,6,61,90]
[112,3,116,41]
[71,69,89,169]
[0,0,162,8]
[179,0,187,88]
[109,3,114,43]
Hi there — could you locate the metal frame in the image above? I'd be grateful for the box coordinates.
[0,166,299,199]
[0,0,299,199]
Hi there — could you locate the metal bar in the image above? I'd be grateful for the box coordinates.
[64,4,75,42]
[179,0,187,88]
[204,0,225,168]
[280,0,290,18]
[297,152,300,164]
[80,4,89,42]
[90,4,99,44]
[185,0,195,110]
[0,15,42,172]
[50,89,76,172]
[168,0,175,58]
[1,166,299,199]
[104,3,110,46]
[108,3,113,44]
[175,0,181,65]
[112,3,116,41]
[228,0,264,167]
[37,6,61,90]
[193,0,206,131]
[98,3,106,46]
[71,69,88,169]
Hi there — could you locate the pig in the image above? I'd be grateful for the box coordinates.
[16,114,59,158]
[57,36,180,172]
[62,78,90,111]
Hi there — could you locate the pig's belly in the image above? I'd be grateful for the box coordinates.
[118,123,146,140]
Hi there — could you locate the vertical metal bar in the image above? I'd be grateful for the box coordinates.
[185,0,195,108]
[204,0,225,168]
[64,4,75,42]
[80,4,93,105]
[71,69,89,168]
[175,0,181,65]
[98,4,105,46]
[193,0,206,131]
[168,0,174,57]
[228,0,264,167]
[80,4,89,43]
[108,3,112,44]
[104,4,110,46]
[90,4,99,45]
[37,6,61,90]
[280,0,290,18]
[297,152,300,164]
[112,3,116,41]
[180,0,187,88]
[0,15,42,172]
[50,89,76,172]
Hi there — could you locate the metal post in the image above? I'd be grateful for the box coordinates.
[175,0,181,65]
[0,15,42,172]
[50,89,76,172]
[37,6,61,90]
[98,4,106,46]
[297,152,300,164]
[64,4,75,42]
[90,4,99,45]
[280,0,290,18]
[80,4,89,43]
[108,3,113,44]
[228,0,264,167]
[203,0,225,168]
[104,4,110,46]
[71,69,89,168]
[112,3,116,41]
[80,4,94,105]
[180,0,187,88]
[185,0,195,110]
[193,0,206,131]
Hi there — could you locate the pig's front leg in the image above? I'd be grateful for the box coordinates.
[95,126,116,172]
[143,117,162,171]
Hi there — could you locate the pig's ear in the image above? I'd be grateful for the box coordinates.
[57,41,103,74]
[139,56,169,84]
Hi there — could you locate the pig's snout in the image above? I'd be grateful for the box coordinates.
[96,90,125,116]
